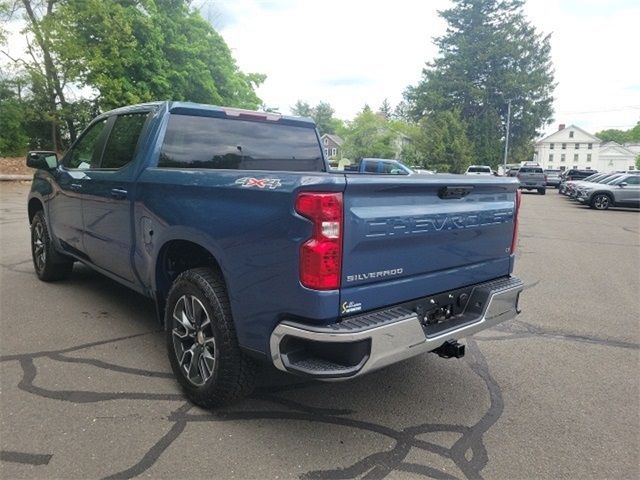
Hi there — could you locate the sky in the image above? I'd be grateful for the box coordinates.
[2,0,639,137]
[203,0,640,137]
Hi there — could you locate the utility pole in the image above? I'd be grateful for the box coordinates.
[503,100,511,170]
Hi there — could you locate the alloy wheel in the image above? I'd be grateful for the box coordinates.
[172,294,216,386]
[33,222,46,272]
[593,195,610,210]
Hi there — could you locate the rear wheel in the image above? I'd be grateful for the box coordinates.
[30,211,74,281]
[538,188,546,195]
[591,193,612,210]
[165,267,256,408]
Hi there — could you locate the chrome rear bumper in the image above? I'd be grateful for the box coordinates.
[270,276,523,379]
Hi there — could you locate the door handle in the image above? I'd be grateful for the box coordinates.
[111,188,128,199]
[70,183,82,190]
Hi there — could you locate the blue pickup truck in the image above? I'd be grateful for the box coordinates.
[344,158,414,175]
[26,101,523,407]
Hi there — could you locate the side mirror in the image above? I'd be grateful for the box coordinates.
[26,151,58,170]
[618,182,628,188]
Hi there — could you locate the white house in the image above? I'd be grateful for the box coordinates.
[598,142,637,172]
[533,124,601,171]
[533,124,637,172]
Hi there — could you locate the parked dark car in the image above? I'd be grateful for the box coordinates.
[558,169,598,194]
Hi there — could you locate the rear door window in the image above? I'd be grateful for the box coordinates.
[100,113,149,169]
[159,114,324,172]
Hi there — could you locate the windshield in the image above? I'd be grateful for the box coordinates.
[519,167,543,173]
[467,166,491,173]
[602,175,622,184]
[581,174,600,181]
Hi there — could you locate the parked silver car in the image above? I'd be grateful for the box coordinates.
[544,169,562,188]
[517,166,546,194]
[575,173,640,209]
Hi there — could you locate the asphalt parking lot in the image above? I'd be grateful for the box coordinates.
[1,182,639,480]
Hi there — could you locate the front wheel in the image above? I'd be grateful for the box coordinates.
[591,193,611,210]
[31,211,74,281]
[538,188,546,195]
[165,268,256,408]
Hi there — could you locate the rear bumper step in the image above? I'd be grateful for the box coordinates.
[270,276,523,379]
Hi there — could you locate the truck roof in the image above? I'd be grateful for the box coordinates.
[99,101,316,128]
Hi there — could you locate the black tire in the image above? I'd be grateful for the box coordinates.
[590,193,612,210]
[165,267,256,408]
[538,188,546,195]
[30,210,74,281]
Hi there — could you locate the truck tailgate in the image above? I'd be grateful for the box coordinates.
[340,174,518,314]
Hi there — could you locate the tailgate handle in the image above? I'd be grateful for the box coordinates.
[439,186,474,199]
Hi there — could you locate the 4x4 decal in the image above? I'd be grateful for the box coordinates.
[235,177,282,189]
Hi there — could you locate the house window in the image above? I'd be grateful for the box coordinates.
[548,154,553,162]
[550,143,555,149]
[587,154,592,162]
[586,166,591,170]
[324,148,328,156]
[331,148,337,156]
[588,143,593,149]
[569,131,574,138]
[561,154,566,162]
[629,166,635,170]
[574,153,578,162]
[324,138,328,145]
[560,166,566,171]
[575,143,579,149]
[562,143,566,149]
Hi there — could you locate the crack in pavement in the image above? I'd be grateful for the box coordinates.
[3,313,637,478]
[0,450,53,466]
[2,332,503,479]
[478,319,640,350]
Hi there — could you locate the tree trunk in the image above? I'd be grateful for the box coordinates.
[22,0,77,149]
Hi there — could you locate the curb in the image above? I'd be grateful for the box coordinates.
[0,174,32,181]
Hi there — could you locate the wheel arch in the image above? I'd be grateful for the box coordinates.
[590,191,614,208]
[153,239,226,328]
[28,197,44,224]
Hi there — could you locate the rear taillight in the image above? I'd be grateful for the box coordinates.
[295,192,343,290]
[511,190,522,254]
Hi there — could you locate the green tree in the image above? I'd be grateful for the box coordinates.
[595,122,640,143]
[291,100,313,117]
[51,0,264,110]
[312,101,339,135]
[2,0,81,150]
[405,0,555,168]
[0,78,29,156]
[378,98,392,119]
[412,110,473,173]
[291,100,343,135]
[342,106,397,160]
